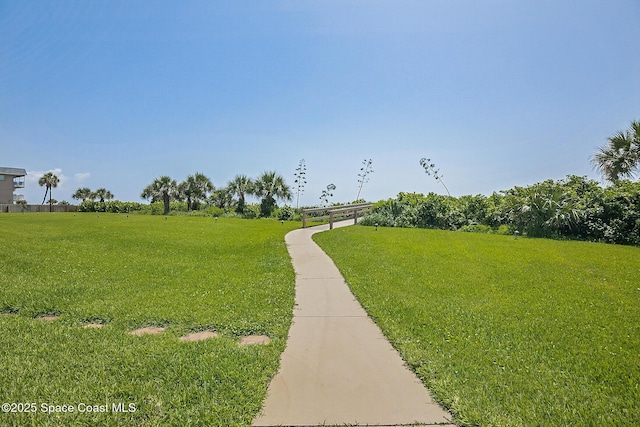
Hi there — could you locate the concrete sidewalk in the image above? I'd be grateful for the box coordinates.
[253,221,453,426]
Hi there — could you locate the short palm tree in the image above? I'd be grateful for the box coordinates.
[93,188,114,203]
[38,172,60,212]
[141,176,179,215]
[209,186,234,209]
[253,171,292,217]
[181,173,214,211]
[592,120,640,183]
[72,187,93,202]
[227,174,254,213]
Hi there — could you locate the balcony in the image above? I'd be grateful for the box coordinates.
[13,177,25,188]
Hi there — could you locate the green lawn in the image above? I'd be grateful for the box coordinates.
[0,213,299,426]
[314,226,640,427]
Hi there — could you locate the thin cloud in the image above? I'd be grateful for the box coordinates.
[74,172,91,183]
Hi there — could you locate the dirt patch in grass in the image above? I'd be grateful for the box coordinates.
[179,331,218,342]
[239,335,271,346]
[129,326,165,336]
[82,323,105,329]
[38,315,60,322]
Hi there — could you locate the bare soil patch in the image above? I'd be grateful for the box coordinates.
[179,331,218,342]
[239,335,271,346]
[129,326,165,336]
[38,315,60,322]
[82,323,105,329]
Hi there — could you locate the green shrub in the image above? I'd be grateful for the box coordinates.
[367,177,640,245]
[242,204,261,219]
[360,212,395,227]
[276,205,294,221]
[78,200,144,213]
[205,206,225,217]
[459,224,494,233]
[496,224,511,235]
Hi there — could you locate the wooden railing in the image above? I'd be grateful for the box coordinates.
[301,202,373,229]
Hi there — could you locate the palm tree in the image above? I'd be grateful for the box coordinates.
[210,186,235,209]
[227,174,254,213]
[72,187,93,202]
[181,173,214,211]
[253,171,292,217]
[592,120,640,183]
[93,188,114,203]
[38,172,60,212]
[141,176,179,215]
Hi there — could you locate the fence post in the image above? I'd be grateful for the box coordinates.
[329,211,334,230]
[302,211,307,228]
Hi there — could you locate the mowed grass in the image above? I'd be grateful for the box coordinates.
[314,226,640,427]
[0,213,299,426]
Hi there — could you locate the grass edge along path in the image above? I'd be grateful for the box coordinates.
[313,226,640,427]
[0,213,299,426]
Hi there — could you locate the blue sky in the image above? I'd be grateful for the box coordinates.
[1,1,639,206]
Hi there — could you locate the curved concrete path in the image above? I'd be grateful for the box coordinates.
[253,221,453,426]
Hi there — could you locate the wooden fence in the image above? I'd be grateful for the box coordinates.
[301,202,373,229]
[0,204,78,213]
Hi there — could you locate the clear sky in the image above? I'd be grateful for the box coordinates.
[1,1,639,206]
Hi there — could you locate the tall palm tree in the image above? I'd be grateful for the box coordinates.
[93,188,114,203]
[253,171,292,217]
[181,173,214,211]
[38,172,60,212]
[227,174,254,213]
[592,120,640,183]
[141,176,179,215]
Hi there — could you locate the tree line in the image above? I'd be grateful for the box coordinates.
[138,171,292,217]
[38,157,374,214]
[361,176,640,245]
[75,171,296,217]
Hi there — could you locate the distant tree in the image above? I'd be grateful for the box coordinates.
[253,171,292,217]
[293,159,307,209]
[72,187,93,202]
[93,188,114,203]
[38,172,60,212]
[227,174,253,213]
[319,183,336,207]
[141,176,179,215]
[420,157,451,196]
[180,173,214,210]
[592,120,640,183]
[356,159,374,200]
[210,186,235,210]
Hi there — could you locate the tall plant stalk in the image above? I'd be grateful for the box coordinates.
[420,157,450,196]
[356,159,374,201]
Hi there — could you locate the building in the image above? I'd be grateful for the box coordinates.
[0,167,27,204]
